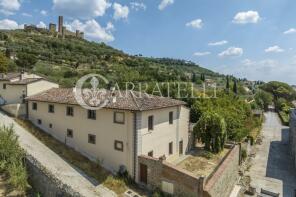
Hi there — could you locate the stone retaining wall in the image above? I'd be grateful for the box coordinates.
[138,155,204,197]
[1,104,26,117]
[203,145,240,197]
[138,144,240,197]
[26,155,81,197]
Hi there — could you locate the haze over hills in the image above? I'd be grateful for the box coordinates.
[0,29,223,88]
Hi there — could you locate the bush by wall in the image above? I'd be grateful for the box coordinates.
[0,125,28,192]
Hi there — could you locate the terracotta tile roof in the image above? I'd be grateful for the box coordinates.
[26,88,186,111]
[8,78,43,85]
[0,73,21,81]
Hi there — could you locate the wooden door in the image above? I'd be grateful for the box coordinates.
[139,163,147,184]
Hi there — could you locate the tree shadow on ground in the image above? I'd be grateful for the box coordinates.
[266,128,296,197]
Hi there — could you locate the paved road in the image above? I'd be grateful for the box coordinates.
[0,111,116,197]
[247,112,296,197]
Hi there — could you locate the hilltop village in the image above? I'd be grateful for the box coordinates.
[24,16,84,39]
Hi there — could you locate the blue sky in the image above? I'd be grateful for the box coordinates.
[1,0,296,84]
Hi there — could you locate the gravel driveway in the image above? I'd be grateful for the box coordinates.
[0,111,116,197]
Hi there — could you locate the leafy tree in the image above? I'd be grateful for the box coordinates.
[191,93,253,141]
[15,52,37,69]
[0,52,9,73]
[194,111,227,153]
[254,90,273,111]
[260,81,296,101]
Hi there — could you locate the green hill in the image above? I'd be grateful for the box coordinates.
[0,29,223,87]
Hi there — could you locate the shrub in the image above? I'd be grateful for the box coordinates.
[241,148,247,161]
[0,125,28,191]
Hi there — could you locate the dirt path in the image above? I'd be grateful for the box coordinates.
[0,111,116,197]
[247,112,296,197]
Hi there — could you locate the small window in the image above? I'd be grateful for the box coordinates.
[169,111,173,124]
[2,83,6,89]
[66,106,74,116]
[148,115,154,131]
[48,104,54,113]
[32,102,37,110]
[37,119,42,125]
[88,134,96,144]
[114,140,124,151]
[114,112,125,124]
[88,110,96,120]
[67,129,73,138]
[148,151,153,157]
[49,123,53,128]
[169,142,173,155]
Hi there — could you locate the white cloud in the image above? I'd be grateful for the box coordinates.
[208,40,228,46]
[0,19,23,29]
[242,59,255,66]
[218,47,243,57]
[130,2,146,11]
[0,0,21,15]
[113,3,129,20]
[40,10,48,16]
[106,22,115,31]
[233,11,261,24]
[22,12,32,17]
[217,58,296,84]
[158,0,174,10]
[37,21,47,28]
[265,45,284,53]
[193,52,211,56]
[65,19,115,42]
[186,19,203,29]
[53,0,111,19]
[284,28,296,35]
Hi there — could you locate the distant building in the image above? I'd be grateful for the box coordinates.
[0,72,58,105]
[58,16,63,33]
[49,23,56,33]
[45,16,84,39]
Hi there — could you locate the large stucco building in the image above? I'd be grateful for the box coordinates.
[26,88,190,181]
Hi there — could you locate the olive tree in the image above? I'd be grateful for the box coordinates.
[194,111,227,153]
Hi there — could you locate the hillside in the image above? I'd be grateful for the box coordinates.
[0,29,223,88]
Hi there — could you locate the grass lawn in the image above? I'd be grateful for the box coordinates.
[177,148,230,177]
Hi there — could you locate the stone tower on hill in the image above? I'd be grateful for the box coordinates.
[58,16,63,33]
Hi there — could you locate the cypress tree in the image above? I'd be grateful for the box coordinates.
[233,79,238,94]
[192,73,197,82]
[226,76,230,90]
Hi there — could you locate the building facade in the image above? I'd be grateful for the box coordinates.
[0,73,58,105]
[26,88,190,179]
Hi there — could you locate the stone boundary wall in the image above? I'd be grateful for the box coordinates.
[138,144,240,197]
[26,155,82,197]
[289,109,296,168]
[203,145,240,197]
[1,104,26,117]
[138,155,204,197]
